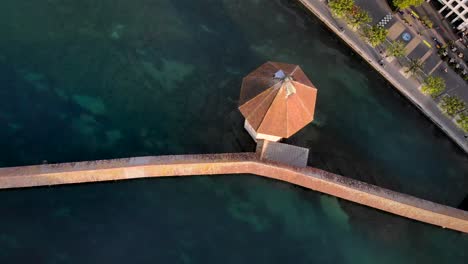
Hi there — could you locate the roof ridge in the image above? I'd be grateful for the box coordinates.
[258,84,286,136]
[266,61,278,70]
[245,82,282,126]
[296,84,313,117]
[287,82,315,136]
[255,82,282,131]
[290,65,300,76]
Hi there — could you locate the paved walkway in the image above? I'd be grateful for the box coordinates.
[0,152,467,233]
[297,0,468,154]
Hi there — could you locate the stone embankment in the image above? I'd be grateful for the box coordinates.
[0,153,467,233]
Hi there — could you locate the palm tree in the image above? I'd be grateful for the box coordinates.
[405,59,424,76]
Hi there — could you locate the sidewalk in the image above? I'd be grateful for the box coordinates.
[297,0,468,154]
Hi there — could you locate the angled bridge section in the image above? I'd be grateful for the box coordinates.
[0,152,467,234]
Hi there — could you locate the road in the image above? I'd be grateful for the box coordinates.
[354,0,391,23]
[354,0,468,103]
[297,0,468,153]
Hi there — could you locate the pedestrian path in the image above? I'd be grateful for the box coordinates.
[388,22,405,40]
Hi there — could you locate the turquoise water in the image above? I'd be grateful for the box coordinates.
[0,0,467,262]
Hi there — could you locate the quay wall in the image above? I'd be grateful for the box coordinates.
[0,153,467,234]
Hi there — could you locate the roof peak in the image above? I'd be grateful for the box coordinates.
[274,70,286,79]
[283,76,296,97]
[274,70,296,97]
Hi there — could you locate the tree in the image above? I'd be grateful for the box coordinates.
[392,0,424,9]
[456,113,468,132]
[362,26,388,47]
[439,96,466,117]
[347,6,371,29]
[387,40,406,58]
[329,0,355,18]
[405,58,424,76]
[421,76,446,98]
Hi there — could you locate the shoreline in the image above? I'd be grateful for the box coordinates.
[0,153,467,233]
[296,0,468,154]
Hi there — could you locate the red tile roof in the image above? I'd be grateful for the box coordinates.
[239,62,318,138]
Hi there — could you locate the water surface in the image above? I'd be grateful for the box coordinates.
[0,0,467,263]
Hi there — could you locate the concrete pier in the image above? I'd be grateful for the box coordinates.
[0,153,467,234]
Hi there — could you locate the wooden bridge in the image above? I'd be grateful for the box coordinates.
[0,150,467,234]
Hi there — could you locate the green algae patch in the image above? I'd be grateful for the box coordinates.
[320,195,350,231]
[141,59,194,91]
[23,72,44,82]
[227,200,270,232]
[54,88,69,100]
[250,43,276,57]
[72,114,98,137]
[72,95,107,115]
[110,24,125,40]
[8,123,21,132]
[105,130,123,145]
